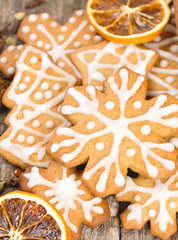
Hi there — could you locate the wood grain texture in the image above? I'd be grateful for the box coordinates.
[0,0,177,239]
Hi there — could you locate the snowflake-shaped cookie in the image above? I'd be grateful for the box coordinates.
[17,10,102,78]
[0,44,77,169]
[47,67,178,197]
[19,160,110,240]
[144,7,178,97]
[70,40,158,91]
[116,170,178,240]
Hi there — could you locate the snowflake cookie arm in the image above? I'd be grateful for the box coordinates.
[115,172,178,240]
[19,160,110,240]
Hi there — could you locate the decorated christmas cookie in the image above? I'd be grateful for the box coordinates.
[116,169,178,240]
[47,67,178,197]
[144,7,178,97]
[70,40,158,90]
[0,45,23,77]
[0,44,77,169]
[17,10,102,78]
[19,160,110,240]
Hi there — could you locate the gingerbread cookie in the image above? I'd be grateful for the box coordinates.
[0,44,77,169]
[47,67,178,197]
[17,11,102,78]
[116,169,178,240]
[144,7,178,97]
[0,45,23,77]
[19,160,110,240]
[70,40,158,90]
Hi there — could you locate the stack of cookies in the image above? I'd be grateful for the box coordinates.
[0,4,177,240]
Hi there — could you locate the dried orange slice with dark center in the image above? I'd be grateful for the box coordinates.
[86,0,170,44]
[0,191,70,240]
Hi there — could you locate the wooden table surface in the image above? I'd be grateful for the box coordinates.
[0,0,177,239]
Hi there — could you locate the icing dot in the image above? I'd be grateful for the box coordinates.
[87,121,95,130]
[53,83,61,91]
[30,56,38,64]
[105,101,115,110]
[8,67,15,74]
[45,120,54,128]
[37,41,44,47]
[84,34,91,40]
[141,125,151,135]
[34,92,43,100]
[51,21,57,27]
[134,195,141,202]
[18,45,23,50]
[41,13,49,20]
[74,41,81,48]
[44,44,51,50]
[169,202,177,209]
[95,35,102,42]
[170,45,178,53]
[8,46,15,51]
[41,82,49,90]
[154,36,161,42]
[19,83,26,91]
[133,101,142,109]
[76,10,84,16]
[58,62,65,68]
[44,91,53,99]
[30,33,37,40]
[17,134,25,143]
[61,26,67,32]
[0,57,7,63]
[126,148,136,157]
[58,35,64,41]
[32,120,40,128]
[160,60,168,68]
[29,14,37,22]
[51,143,59,152]
[148,209,156,218]
[166,76,174,84]
[22,26,30,33]
[27,136,35,144]
[89,25,95,32]
[69,17,76,23]
[176,182,178,188]
[24,76,31,82]
[95,142,105,151]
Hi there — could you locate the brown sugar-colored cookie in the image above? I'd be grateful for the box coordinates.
[47,67,178,197]
[70,40,158,90]
[19,160,110,240]
[0,44,78,169]
[116,169,178,240]
[17,11,102,78]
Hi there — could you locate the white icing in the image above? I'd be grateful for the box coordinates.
[53,83,61,91]
[61,26,67,32]
[74,41,80,48]
[32,120,40,128]
[30,56,38,64]
[18,45,23,50]
[27,136,35,144]
[29,14,37,22]
[95,35,102,42]
[89,25,95,32]
[30,33,37,40]
[41,82,49,90]
[17,134,25,143]
[37,41,44,47]
[8,46,15,51]
[117,170,178,233]
[19,83,26,91]
[160,60,168,68]
[83,34,91,40]
[76,10,84,16]
[87,121,95,130]
[0,57,7,63]
[133,101,142,109]
[166,76,174,84]
[15,54,19,59]
[58,62,65,68]
[41,13,49,20]
[52,68,177,194]
[170,45,178,53]
[44,90,53,99]
[57,35,64,41]
[169,137,178,148]
[51,21,57,27]
[154,36,161,42]
[95,142,104,151]
[141,125,151,135]
[69,17,76,23]
[134,195,141,202]
[24,167,104,233]
[126,148,135,157]
[44,44,51,50]
[45,120,54,128]
[8,67,15,74]
[105,101,115,110]
[0,46,76,167]
[22,26,30,33]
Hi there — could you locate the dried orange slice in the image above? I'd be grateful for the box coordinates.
[0,191,70,240]
[86,0,170,44]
